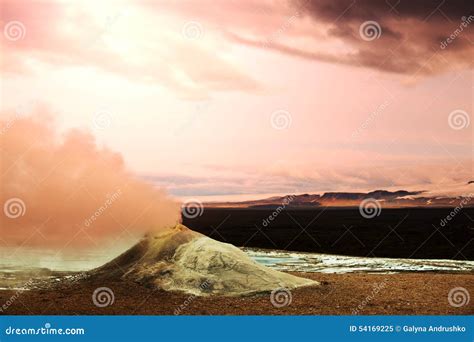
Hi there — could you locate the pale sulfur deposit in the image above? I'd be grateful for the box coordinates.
[92,224,317,296]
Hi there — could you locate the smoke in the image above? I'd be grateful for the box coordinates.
[0,107,180,248]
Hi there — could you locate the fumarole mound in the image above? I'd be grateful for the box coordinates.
[91,224,317,296]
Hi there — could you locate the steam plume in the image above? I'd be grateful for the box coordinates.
[0,107,180,248]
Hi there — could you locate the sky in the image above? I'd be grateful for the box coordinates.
[1,0,473,201]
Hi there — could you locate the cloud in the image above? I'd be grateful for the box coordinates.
[0,0,262,98]
[2,0,471,96]
[291,0,474,75]
[149,0,473,77]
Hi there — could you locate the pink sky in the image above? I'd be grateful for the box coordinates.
[1,0,472,200]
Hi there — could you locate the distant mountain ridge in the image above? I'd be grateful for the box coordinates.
[206,190,473,208]
[319,190,423,201]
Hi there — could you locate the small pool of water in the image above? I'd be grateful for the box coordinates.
[244,248,474,274]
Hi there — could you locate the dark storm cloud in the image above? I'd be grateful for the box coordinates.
[258,0,474,75]
[297,0,473,22]
[137,0,472,76]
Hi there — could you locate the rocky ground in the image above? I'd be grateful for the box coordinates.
[1,272,472,315]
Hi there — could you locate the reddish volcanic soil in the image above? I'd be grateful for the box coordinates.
[1,272,472,315]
